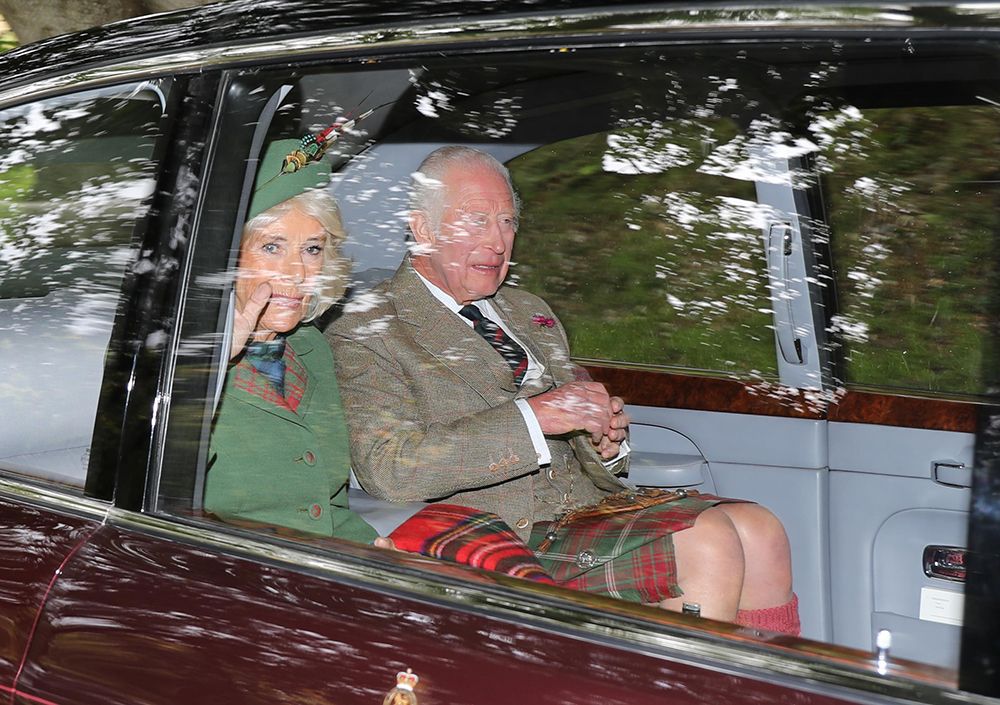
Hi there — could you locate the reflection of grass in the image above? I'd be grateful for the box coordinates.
[0,164,37,212]
[0,26,16,54]
[512,105,997,397]
[824,106,998,396]
[511,129,778,378]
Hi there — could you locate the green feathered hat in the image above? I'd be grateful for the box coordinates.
[247,138,332,222]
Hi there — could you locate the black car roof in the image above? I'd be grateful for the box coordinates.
[1,0,999,97]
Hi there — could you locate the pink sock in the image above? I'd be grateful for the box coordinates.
[735,593,800,636]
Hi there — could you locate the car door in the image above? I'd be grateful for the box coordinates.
[169,13,990,674]
[0,77,181,698]
[5,53,926,705]
[502,29,998,671]
[5,4,1000,705]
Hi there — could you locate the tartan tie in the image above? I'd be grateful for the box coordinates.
[459,304,529,385]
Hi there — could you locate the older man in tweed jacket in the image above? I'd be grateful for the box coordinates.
[329,146,800,634]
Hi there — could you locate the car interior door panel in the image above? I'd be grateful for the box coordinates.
[829,422,974,664]
[872,508,968,666]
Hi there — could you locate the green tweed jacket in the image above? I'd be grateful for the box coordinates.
[204,324,377,543]
[328,260,628,540]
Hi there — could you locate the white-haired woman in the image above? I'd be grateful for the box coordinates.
[204,138,376,542]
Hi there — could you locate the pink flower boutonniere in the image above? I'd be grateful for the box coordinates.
[532,314,555,328]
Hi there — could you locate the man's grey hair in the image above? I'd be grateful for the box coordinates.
[410,146,521,233]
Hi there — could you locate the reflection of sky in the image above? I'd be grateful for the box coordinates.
[0,90,155,484]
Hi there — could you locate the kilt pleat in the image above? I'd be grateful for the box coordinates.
[390,503,556,584]
[529,494,738,603]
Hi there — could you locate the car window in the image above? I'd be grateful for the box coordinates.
[160,52,793,538]
[0,82,169,490]
[511,125,775,379]
[820,104,998,398]
[156,40,996,681]
[163,43,999,524]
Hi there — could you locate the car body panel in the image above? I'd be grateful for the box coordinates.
[0,488,104,695]
[13,509,957,705]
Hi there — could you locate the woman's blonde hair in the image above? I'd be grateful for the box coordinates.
[241,188,349,322]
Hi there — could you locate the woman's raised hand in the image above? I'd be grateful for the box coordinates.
[230,282,271,360]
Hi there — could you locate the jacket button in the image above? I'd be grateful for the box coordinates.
[303,450,316,465]
[515,517,530,529]
[576,550,597,569]
[309,503,323,519]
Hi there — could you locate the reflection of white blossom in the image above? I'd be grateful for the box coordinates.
[699,117,818,184]
[746,380,847,415]
[639,192,770,329]
[410,71,459,119]
[809,104,865,155]
[603,124,693,175]
[462,96,521,138]
[343,291,388,314]
[828,314,869,343]
[67,291,118,337]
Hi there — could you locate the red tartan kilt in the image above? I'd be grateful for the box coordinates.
[529,493,741,603]
[389,504,555,584]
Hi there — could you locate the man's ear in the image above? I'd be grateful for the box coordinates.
[409,210,435,245]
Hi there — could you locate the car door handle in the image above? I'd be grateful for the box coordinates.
[932,460,971,488]
[923,545,967,582]
[766,221,804,364]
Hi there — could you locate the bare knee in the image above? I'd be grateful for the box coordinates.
[717,503,793,604]
[666,507,747,619]
[675,507,746,572]
[717,504,790,560]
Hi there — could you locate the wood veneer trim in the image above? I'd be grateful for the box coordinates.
[829,390,977,434]
[583,365,978,433]
[583,365,824,420]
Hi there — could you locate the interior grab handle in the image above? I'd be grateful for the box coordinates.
[766,221,804,364]
[923,545,967,582]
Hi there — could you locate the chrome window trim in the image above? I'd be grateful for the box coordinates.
[0,5,996,110]
[0,475,111,521]
[105,505,984,705]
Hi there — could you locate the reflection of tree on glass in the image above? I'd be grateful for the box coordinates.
[511,124,775,379]
[0,86,163,485]
[819,105,998,396]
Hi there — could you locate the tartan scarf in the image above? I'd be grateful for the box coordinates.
[245,337,287,397]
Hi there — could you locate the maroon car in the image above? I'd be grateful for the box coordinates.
[2,1,999,703]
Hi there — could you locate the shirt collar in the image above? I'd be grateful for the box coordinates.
[414,269,488,315]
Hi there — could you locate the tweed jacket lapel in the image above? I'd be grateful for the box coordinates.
[390,262,522,399]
